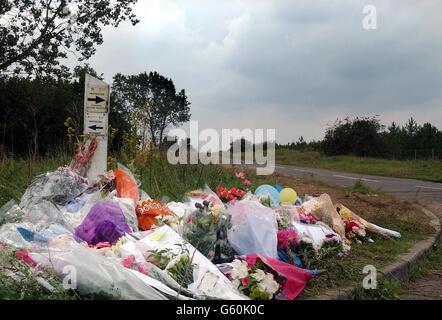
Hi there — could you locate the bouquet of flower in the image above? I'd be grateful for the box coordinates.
[70,137,99,177]
[216,186,247,203]
[277,228,300,265]
[297,207,319,224]
[183,200,234,263]
[228,259,281,300]
[338,208,366,242]
[20,166,89,209]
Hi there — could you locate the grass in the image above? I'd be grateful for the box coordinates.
[276,149,442,182]
[0,155,435,299]
[408,244,442,279]
[346,179,384,195]
[350,244,442,300]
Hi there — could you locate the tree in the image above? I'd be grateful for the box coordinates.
[0,75,78,158]
[322,116,385,156]
[111,71,191,150]
[0,0,139,78]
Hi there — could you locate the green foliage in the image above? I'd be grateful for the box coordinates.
[351,278,402,300]
[249,285,271,300]
[166,248,194,289]
[322,116,386,157]
[111,71,191,149]
[0,247,80,300]
[346,179,381,195]
[146,249,172,270]
[0,0,139,77]
[278,116,442,160]
[0,70,132,158]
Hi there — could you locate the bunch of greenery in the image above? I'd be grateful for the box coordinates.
[183,200,234,263]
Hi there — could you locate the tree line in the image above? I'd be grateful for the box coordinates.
[277,116,442,159]
[0,68,191,159]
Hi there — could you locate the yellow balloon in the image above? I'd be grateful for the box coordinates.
[280,188,297,204]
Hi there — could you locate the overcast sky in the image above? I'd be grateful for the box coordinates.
[77,0,442,143]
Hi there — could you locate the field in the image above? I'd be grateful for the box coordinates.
[276,149,442,182]
[0,154,435,299]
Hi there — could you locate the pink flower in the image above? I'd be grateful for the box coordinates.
[95,242,112,249]
[241,277,249,287]
[235,171,246,180]
[138,262,149,275]
[245,255,258,267]
[277,229,299,249]
[122,255,135,268]
[243,179,252,187]
[16,250,36,267]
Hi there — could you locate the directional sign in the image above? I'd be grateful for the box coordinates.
[84,74,110,185]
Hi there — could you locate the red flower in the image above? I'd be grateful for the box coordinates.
[123,255,136,268]
[16,250,36,268]
[241,277,249,287]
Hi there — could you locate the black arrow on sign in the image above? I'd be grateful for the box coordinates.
[87,96,105,104]
[88,125,104,131]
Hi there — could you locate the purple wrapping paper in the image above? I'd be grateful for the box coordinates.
[75,202,132,245]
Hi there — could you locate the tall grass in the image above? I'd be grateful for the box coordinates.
[0,152,240,207]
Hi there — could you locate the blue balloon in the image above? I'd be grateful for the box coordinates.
[274,184,283,192]
[255,184,280,207]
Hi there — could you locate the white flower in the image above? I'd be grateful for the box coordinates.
[257,272,279,296]
[165,253,189,271]
[232,279,240,288]
[250,269,266,282]
[301,236,313,244]
[230,259,249,279]
[210,204,224,217]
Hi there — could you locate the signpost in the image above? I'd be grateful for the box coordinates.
[84,74,110,185]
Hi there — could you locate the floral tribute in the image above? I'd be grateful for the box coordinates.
[183,200,233,263]
[338,209,366,242]
[215,170,251,203]
[226,254,314,300]
[296,207,319,224]
[228,259,281,300]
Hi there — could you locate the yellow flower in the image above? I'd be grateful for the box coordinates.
[112,238,125,255]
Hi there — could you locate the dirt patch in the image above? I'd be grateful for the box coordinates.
[252,171,431,235]
[400,273,442,300]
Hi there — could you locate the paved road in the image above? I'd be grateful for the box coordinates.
[273,164,442,203]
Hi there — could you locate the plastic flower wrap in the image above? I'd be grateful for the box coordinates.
[183,200,234,263]
[136,199,173,231]
[20,166,88,209]
[296,207,318,224]
[70,137,98,177]
[228,258,280,300]
[216,186,247,203]
[225,254,314,300]
[277,228,301,266]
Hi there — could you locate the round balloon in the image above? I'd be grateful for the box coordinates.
[255,184,280,206]
[280,188,298,205]
[274,184,283,192]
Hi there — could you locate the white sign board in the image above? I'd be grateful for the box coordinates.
[84,74,110,185]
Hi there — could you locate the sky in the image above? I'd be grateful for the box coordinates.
[75,0,442,144]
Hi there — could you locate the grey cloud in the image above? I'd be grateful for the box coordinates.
[78,0,442,142]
